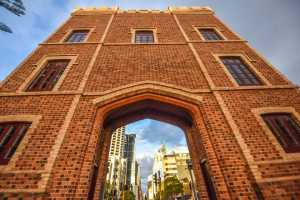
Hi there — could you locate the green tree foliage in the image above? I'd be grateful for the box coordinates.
[0,0,26,33]
[161,176,184,200]
[104,182,113,199]
[122,190,135,200]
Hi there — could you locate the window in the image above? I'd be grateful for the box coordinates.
[26,60,70,92]
[199,28,223,40]
[0,122,31,164]
[65,30,89,43]
[262,113,300,153]
[135,31,154,43]
[220,56,262,86]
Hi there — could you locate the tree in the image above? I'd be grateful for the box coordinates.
[161,176,184,200]
[104,182,113,199]
[0,0,26,33]
[121,190,135,200]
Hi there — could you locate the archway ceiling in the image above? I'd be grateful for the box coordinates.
[103,99,193,130]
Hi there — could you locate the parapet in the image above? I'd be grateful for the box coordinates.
[72,6,214,15]
[72,6,118,15]
[168,6,214,14]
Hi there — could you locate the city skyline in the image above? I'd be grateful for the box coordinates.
[113,120,188,195]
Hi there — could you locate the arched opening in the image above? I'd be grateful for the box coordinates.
[88,94,219,200]
[104,119,196,200]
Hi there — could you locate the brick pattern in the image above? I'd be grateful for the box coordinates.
[185,126,209,199]
[0,95,73,191]
[46,14,111,43]
[176,14,240,41]
[259,180,300,200]
[105,13,186,43]
[199,94,257,199]
[44,96,96,199]
[0,7,299,200]
[220,89,300,162]
[0,173,41,190]
[0,44,97,92]
[258,161,300,178]
[79,93,234,200]
[85,45,209,92]
[0,189,45,200]
[193,42,290,88]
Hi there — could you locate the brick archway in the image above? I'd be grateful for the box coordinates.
[83,91,231,200]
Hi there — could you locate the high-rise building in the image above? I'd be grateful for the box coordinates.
[106,129,141,198]
[108,127,126,159]
[148,146,192,199]
[147,175,154,200]
[135,161,142,200]
[124,134,137,188]
[0,6,299,199]
[163,151,193,197]
[105,127,127,198]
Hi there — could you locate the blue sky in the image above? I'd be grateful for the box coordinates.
[126,119,188,193]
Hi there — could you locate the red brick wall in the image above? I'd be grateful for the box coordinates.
[193,42,289,87]
[45,96,96,199]
[105,13,186,43]
[176,14,240,41]
[199,93,257,199]
[0,44,97,92]
[85,45,209,92]
[219,88,300,198]
[0,8,299,200]
[46,14,111,43]
[220,89,300,162]
[259,179,300,199]
[0,95,73,192]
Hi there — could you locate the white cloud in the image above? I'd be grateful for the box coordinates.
[126,119,190,193]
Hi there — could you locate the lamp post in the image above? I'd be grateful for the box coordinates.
[153,173,158,199]
[112,172,117,200]
[157,171,161,200]
[186,159,198,200]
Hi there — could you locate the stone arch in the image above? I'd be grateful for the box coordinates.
[78,85,231,199]
[91,81,204,107]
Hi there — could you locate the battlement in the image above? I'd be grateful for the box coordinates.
[72,6,214,15]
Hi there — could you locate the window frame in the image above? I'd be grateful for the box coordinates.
[131,28,158,44]
[194,26,227,41]
[0,115,41,168]
[262,113,300,153]
[214,53,271,87]
[60,28,94,43]
[252,107,300,159]
[0,122,31,165]
[18,55,78,93]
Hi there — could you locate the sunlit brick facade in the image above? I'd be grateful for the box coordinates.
[0,6,299,199]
